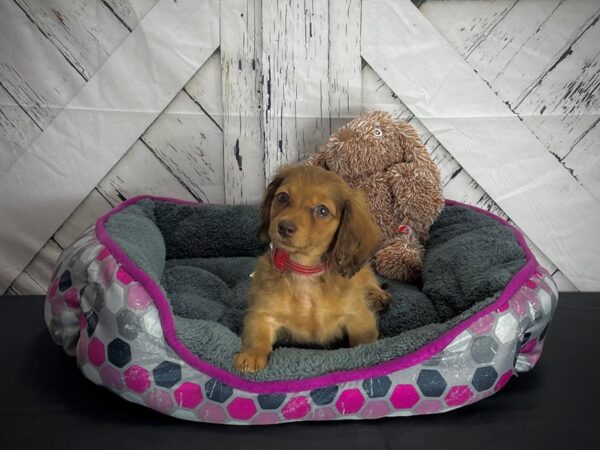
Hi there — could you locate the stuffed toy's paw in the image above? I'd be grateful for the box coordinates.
[374,237,423,283]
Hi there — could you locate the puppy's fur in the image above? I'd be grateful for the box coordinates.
[234,165,391,373]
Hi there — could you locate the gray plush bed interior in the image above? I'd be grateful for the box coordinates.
[104,199,527,381]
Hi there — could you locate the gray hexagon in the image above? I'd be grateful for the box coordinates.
[471,366,498,392]
[470,336,499,364]
[310,386,338,405]
[257,393,286,410]
[117,309,142,340]
[362,376,392,398]
[83,282,105,313]
[205,379,233,403]
[417,369,447,397]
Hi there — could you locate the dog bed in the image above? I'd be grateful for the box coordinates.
[45,195,557,424]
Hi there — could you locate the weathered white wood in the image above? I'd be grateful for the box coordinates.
[0,0,219,292]
[102,0,159,30]
[10,271,46,296]
[328,0,362,132]
[0,85,41,176]
[516,17,600,161]
[562,121,600,203]
[0,0,82,129]
[361,63,413,119]
[98,140,197,205]
[16,239,63,293]
[5,288,17,296]
[262,0,330,177]
[362,0,600,290]
[14,0,129,80]
[184,50,224,128]
[221,0,265,204]
[53,189,114,249]
[141,92,225,203]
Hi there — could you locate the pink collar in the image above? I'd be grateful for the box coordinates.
[271,246,330,276]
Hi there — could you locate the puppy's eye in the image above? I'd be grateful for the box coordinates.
[277,192,289,203]
[374,128,382,137]
[315,204,329,217]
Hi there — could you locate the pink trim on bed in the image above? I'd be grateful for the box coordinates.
[95,195,538,394]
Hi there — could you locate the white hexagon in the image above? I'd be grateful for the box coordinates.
[81,244,103,264]
[87,261,101,283]
[143,309,164,338]
[446,330,472,353]
[81,363,103,385]
[122,391,145,406]
[494,313,518,344]
[106,282,125,313]
[171,409,199,422]
[538,289,552,316]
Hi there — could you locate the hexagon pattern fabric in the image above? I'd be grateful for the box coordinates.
[45,223,558,425]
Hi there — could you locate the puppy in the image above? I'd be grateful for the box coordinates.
[234,165,391,373]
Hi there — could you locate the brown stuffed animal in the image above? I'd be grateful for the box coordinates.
[306,110,444,283]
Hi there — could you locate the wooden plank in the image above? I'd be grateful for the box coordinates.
[102,0,160,30]
[0,0,219,292]
[516,16,600,161]
[221,0,264,204]
[14,0,129,80]
[0,0,82,129]
[10,271,46,296]
[98,140,197,205]
[53,189,114,248]
[262,0,330,178]
[0,85,41,176]
[328,0,362,132]
[562,120,600,203]
[141,91,225,203]
[184,50,224,129]
[361,0,600,290]
[420,0,517,59]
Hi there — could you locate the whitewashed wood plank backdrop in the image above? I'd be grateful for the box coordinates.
[1,0,599,295]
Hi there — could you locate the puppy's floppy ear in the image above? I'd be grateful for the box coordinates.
[332,190,382,278]
[257,174,284,243]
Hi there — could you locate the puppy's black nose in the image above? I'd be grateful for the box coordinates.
[278,220,297,238]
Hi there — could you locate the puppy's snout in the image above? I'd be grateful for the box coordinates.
[278,220,297,238]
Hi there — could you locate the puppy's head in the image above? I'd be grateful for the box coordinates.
[258,165,382,277]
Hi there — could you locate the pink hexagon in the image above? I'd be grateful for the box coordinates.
[520,338,538,354]
[510,295,528,318]
[496,301,510,313]
[445,385,473,407]
[470,314,494,334]
[197,402,227,424]
[64,288,79,309]
[96,248,110,261]
[174,382,203,409]
[143,389,174,414]
[416,399,442,414]
[116,267,133,285]
[281,396,311,420]
[100,258,117,286]
[227,397,257,420]
[127,284,152,310]
[335,388,365,415]
[390,384,420,409]
[48,278,58,298]
[359,400,391,419]
[525,279,537,290]
[251,412,281,425]
[494,370,513,392]
[100,365,124,391]
[124,365,150,393]
[309,407,337,421]
[87,337,105,367]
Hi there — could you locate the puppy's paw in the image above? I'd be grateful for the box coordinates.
[366,288,392,313]
[234,350,269,373]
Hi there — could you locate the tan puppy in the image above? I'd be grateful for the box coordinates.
[234,165,391,373]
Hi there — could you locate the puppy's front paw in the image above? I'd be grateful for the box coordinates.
[366,289,392,312]
[234,350,269,373]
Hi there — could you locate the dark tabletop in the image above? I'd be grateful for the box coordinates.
[1,293,599,450]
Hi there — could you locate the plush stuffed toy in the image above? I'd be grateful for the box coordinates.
[306,111,444,283]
